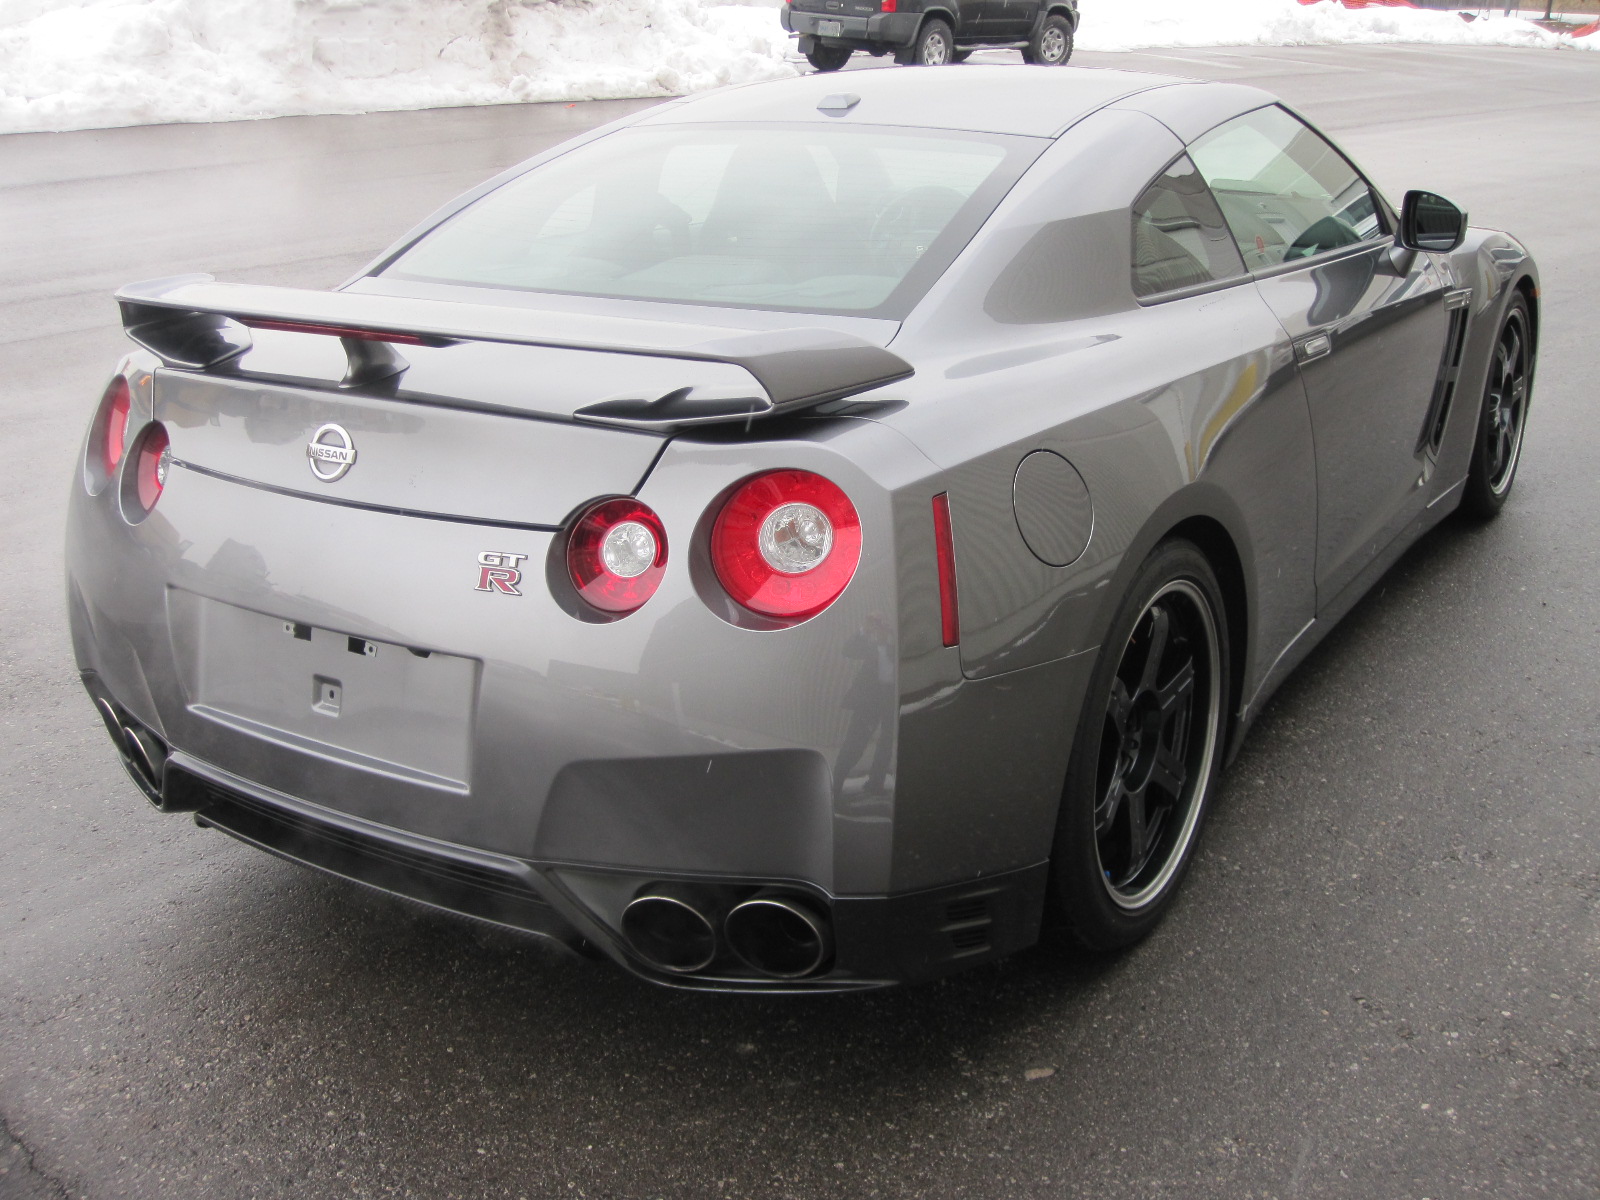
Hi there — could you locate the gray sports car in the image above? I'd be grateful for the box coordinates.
[67,66,1537,992]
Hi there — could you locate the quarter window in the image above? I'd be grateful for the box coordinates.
[1190,106,1385,272]
[1131,154,1246,299]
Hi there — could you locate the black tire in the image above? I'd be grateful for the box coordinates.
[805,43,853,72]
[1022,13,1074,65]
[1049,540,1231,953]
[895,18,954,66]
[1461,293,1533,519]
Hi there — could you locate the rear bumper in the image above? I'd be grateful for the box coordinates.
[100,711,1047,992]
[783,9,919,46]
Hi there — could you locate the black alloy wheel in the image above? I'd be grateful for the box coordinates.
[1462,294,1533,518]
[1050,540,1229,952]
[1023,13,1074,64]
[805,43,853,72]
[897,18,954,66]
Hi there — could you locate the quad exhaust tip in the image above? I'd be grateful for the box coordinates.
[621,888,719,975]
[95,697,168,802]
[621,886,834,980]
[724,893,832,980]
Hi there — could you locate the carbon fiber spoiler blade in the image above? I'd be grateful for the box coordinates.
[115,275,913,426]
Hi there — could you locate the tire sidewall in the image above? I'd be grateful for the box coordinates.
[1025,14,1074,65]
[1462,293,1533,519]
[1049,539,1231,952]
[916,20,952,65]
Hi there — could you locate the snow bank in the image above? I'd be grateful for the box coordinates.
[1,0,1592,137]
[1076,0,1589,54]
[0,0,797,134]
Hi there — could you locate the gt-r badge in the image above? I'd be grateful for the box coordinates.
[476,551,527,595]
[306,423,356,482]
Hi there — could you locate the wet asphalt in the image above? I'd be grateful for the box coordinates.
[2,42,1598,1200]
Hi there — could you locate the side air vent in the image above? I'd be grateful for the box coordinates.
[1419,290,1474,459]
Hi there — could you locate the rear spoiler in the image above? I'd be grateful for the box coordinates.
[115,275,913,429]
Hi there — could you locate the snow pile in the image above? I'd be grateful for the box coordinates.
[1,0,1593,136]
[0,0,797,134]
[1077,0,1589,54]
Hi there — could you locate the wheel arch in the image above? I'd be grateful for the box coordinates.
[1091,487,1258,757]
[1046,3,1079,29]
[1514,274,1539,355]
[1164,515,1250,758]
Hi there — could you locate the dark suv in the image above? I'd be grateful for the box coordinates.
[781,0,1079,71]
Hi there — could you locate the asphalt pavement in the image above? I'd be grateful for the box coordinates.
[2,42,1598,1200]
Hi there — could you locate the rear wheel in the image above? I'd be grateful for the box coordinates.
[805,43,853,72]
[1023,13,1074,64]
[896,18,954,66]
[1050,540,1230,953]
[1461,294,1533,519]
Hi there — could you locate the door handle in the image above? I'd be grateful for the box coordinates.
[1295,334,1332,364]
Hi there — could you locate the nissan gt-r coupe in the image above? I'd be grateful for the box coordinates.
[67,66,1537,992]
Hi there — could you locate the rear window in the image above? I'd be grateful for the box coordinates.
[381,125,1042,318]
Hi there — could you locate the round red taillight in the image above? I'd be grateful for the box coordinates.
[133,423,170,513]
[567,497,668,615]
[100,376,132,477]
[711,470,861,621]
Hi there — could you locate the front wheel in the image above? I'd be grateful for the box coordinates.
[1461,293,1533,519]
[1022,13,1074,65]
[1049,540,1230,953]
[805,43,853,72]
[895,18,954,66]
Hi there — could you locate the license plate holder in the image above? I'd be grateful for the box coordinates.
[172,592,478,791]
[817,19,842,37]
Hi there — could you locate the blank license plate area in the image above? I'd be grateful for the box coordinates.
[817,19,842,36]
[185,597,477,790]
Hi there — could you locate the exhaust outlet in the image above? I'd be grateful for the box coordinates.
[621,886,718,975]
[121,722,168,794]
[724,893,832,979]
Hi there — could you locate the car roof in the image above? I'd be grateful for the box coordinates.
[634,65,1231,139]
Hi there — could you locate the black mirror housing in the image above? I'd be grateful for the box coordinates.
[1400,190,1467,253]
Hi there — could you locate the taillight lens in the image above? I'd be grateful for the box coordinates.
[712,470,861,621]
[133,424,170,512]
[567,497,668,615]
[881,0,897,11]
[100,376,132,476]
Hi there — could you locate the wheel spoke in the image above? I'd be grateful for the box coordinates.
[1108,678,1134,732]
[1138,606,1170,694]
[1155,656,1195,717]
[1147,745,1187,800]
[1096,770,1126,835]
[1123,785,1149,869]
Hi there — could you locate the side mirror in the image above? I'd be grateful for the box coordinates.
[1399,190,1467,253]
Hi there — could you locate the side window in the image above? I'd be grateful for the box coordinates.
[1132,154,1247,299]
[1190,106,1385,272]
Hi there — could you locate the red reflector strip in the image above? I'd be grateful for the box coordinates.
[239,318,433,347]
[932,492,959,648]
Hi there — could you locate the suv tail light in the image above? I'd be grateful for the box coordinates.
[711,470,861,621]
[99,376,132,476]
[567,497,668,615]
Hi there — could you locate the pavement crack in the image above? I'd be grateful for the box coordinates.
[0,1110,72,1200]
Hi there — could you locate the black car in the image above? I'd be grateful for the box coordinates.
[781,0,1078,71]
